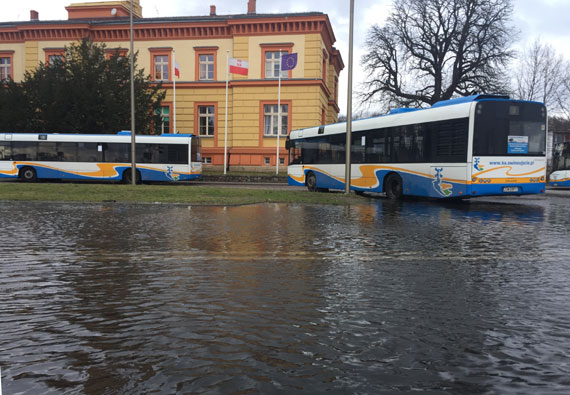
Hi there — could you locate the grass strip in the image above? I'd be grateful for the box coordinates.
[0,182,367,206]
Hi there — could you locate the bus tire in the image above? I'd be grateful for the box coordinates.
[306,171,318,192]
[122,169,141,184]
[19,166,37,182]
[385,173,403,200]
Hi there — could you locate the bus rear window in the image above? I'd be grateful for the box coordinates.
[473,101,546,156]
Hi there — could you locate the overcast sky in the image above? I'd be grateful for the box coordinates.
[3,0,570,115]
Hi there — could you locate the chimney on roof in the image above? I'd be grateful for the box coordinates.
[210,5,216,16]
[247,0,256,14]
[30,10,39,21]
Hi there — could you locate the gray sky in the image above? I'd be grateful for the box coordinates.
[2,0,570,114]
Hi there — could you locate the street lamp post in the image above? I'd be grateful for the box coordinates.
[344,0,354,194]
[129,0,136,185]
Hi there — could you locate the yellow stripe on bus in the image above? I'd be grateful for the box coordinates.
[296,165,469,188]
[1,162,200,178]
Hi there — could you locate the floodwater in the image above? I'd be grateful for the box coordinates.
[1,194,570,394]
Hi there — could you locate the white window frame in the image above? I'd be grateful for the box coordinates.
[263,104,288,136]
[198,105,215,136]
[157,106,170,134]
[0,57,10,80]
[264,51,287,79]
[154,55,169,81]
[199,54,214,81]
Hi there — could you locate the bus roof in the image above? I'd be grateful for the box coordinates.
[0,132,195,143]
[431,94,509,108]
[289,94,529,140]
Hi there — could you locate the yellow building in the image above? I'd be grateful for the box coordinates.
[0,0,343,168]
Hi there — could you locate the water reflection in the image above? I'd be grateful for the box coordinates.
[1,196,569,394]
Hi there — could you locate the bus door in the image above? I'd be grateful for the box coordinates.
[0,137,13,174]
[190,136,202,174]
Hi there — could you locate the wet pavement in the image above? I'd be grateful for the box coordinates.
[1,192,570,394]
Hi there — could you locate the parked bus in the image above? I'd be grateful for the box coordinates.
[287,95,547,199]
[550,141,570,187]
[0,132,202,183]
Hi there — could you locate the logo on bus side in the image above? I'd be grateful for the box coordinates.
[433,168,453,197]
[166,166,180,181]
[474,157,485,172]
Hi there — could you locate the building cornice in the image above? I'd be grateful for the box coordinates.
[0,13,340,57]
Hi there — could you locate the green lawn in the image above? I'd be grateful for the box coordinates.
[0,182,368,206]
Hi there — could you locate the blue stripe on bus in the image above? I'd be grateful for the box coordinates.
[469,183,545,196]
[550,180,570,187]
[289,169,545,198]
[17,164,201,182]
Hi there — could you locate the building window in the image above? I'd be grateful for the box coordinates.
[279,157,285,165]
[263,104,289,136]
[264,157,270,165]
[149,48,172,81]
[261,44,293,79]
[203,157,212,164]
[198,105,215,136]
[156,106,170,134]
[49,55,64,63]
[194,103,217,140]
[44,49,65,64]
[322,50,328,82]
[199,54,214,80]
[0,55,12,81]
[105,49,128,60]
[194,47,218,81]
[154,55,169,81]
[334,76,339,101]
[264,51,288,79]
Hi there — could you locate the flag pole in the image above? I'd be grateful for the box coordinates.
[224,50,229,175]
[173,50,176,134]
[129,0,136,185]
[276,50,282,175]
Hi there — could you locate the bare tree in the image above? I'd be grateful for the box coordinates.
[513,39,569,116]
[361,0,516,110]
[560,76,570,120]
[555,66,570,121]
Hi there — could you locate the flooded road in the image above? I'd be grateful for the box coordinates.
[1,194,570,394]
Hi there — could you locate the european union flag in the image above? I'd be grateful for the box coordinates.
[281,53,298,71]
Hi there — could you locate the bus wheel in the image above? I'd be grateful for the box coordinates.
[122,169,141,184]
[306,172,318,192]
[385,173,403,200]
[19,166,37,182]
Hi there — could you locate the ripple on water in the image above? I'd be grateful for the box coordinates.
[1,199,570,394]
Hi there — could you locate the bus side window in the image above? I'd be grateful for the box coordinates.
[0,142,9,160]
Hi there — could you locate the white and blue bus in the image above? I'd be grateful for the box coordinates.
[287,95,547,199]
[0,132,202,183]
[550,141,570,187]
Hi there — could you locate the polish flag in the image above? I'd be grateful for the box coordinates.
[174,60,180,78]
[229,58,248,76]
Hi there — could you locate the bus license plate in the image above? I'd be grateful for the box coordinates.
[503,186,519,193]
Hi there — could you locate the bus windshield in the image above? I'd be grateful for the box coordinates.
[552,142,570,172]
[473,101,546,156]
